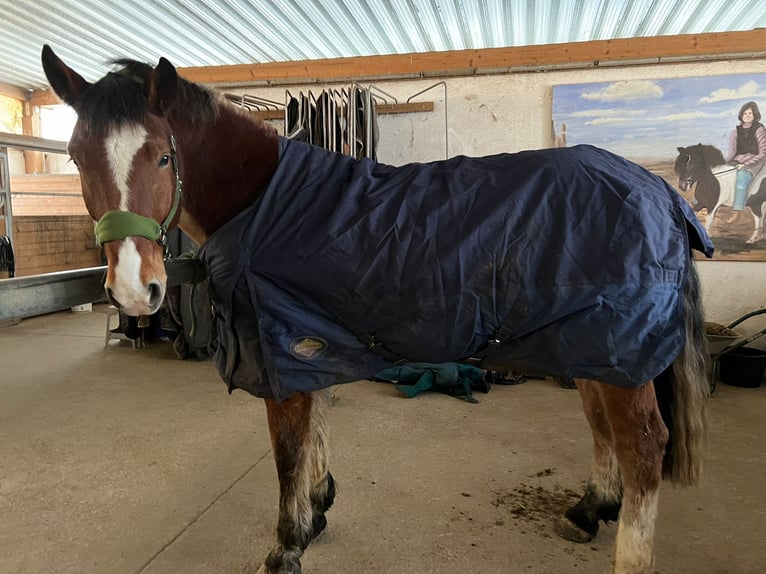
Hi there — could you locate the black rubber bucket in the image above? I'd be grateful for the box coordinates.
[720,346,766,388]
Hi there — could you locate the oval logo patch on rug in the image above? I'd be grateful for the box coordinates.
[289,337,327,359]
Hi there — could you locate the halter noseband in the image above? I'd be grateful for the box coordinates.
[94,135,183,258]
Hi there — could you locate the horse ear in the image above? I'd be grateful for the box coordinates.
[677,147,685,154]
[145,57,178,116]
[41,45,91,107]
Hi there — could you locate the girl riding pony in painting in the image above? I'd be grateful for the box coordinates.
[725,100,766,224]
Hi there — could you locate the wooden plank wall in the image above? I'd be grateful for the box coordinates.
[9,174,87,216]
[0,215,101,277]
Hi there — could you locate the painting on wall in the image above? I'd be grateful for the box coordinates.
[552,74,766,261]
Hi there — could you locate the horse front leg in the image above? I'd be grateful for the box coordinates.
[259,391,334,574]
[705,203,720,231]
[555,379,622,543]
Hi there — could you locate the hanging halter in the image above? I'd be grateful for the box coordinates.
[94,135,183,258]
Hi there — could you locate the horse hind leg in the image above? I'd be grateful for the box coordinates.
[746,202,766,243]
[746,214,761,243]
[601,380,668,574]
[259,391,334,574]
[555,379,622,543]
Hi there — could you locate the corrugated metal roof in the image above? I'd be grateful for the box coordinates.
[2,0,766,92]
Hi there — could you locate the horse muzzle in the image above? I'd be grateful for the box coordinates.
[103,238,168,316]
[106,279,164,316]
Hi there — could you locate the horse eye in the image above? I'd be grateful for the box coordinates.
[69,157,79,168]
[159,155,170,167]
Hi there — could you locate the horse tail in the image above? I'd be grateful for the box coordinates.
[656,259,709,486]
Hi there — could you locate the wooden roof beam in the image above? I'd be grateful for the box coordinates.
[29,29,766,107]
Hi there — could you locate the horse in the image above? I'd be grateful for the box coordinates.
[41,45,713,574]
[674,143,766,241]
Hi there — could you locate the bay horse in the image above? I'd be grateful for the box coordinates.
[42,45,712,574]
[674,143,766,241]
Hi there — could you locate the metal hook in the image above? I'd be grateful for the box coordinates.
[407,81,448,159]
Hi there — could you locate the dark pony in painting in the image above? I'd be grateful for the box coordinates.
[42,45,713,574]
[674,144,726,215]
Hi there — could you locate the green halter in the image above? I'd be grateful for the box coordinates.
[94,135,183,256]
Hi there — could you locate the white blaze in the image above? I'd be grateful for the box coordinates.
[104,124,155,313]
[105,124,147,210]
[111,239,148,309]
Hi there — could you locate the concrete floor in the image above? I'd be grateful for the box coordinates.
[1,304,764,574]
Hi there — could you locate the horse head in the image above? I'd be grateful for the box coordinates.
[675,146,700,191]
[41,45,180,316]
[674,144,726,192]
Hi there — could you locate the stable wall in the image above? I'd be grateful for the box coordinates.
[18,37,764,324]
[227,56,766,325]
[0,215,100,277]
[9,174,86,216]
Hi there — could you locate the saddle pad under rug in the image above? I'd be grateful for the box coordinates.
[198,138,714,401]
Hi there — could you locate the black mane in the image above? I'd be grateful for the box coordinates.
[75,59,216,130]
[689,143,726,167]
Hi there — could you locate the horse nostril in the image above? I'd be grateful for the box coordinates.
[105,287,121,309]
[147,281,163,307]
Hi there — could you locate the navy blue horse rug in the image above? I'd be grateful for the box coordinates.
[198,139,714,401]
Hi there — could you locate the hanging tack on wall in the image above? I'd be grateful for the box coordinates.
[280,84,380,160]
[226,85,436,160]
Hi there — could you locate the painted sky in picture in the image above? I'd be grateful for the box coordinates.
[552,74,766,161]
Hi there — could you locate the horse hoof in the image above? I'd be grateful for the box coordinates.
[553,516,596,543]
[256,563,301,574]
[258,554,302,574]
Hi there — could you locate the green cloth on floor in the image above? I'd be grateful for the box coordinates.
[373,362,489,403]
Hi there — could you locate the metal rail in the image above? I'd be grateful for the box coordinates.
[407,82,448,159]
[0,149,12,250]
[0,132,70,275]
[0,132,68,154]
[0,257,206,323]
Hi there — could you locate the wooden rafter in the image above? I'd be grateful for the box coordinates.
[28,29,766,108]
